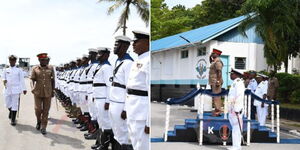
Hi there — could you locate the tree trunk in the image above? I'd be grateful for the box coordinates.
[122,1,131,36]
[284,57,288,73]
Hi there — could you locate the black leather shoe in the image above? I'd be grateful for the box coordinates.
[10,111,17,126]
[41,129,47,135]
[91,144,100,149]
[85,131,98,140]
[36,122,41,130]
[76,123,84,129]
[11,120,16,126]
[80,125,88,131]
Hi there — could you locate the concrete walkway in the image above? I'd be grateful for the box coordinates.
[0,79,94,150]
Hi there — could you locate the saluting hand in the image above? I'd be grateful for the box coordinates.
[23,90,27,95]
[144,126,150,134]
[121,111,127,120]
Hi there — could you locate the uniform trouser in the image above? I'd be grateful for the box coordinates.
[229,112,243,150]
[95,99,111,130]
[127,120,149,150]
[34,96,51,129]
[211,84,222,110]
[109,102,129,145]
[79,92,89,113]
[256,105,268,126]
[4,94,20,111]
[88,94,97,120]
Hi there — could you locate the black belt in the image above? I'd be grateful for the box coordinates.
[93,83,106,87]
[127,88,148,96]
[112,82,126,89]
[80,81,93,84]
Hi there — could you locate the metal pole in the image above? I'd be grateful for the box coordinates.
[271,100,274,132]
[224,96,228,119]
[247,95,251,145]
[199,94,204,145]
[244,95,247,118]
[276,105,280,143]
[164,104,170,142]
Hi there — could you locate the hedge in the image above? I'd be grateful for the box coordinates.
[275,73,300,104]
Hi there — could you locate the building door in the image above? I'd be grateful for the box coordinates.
[220,56,229,88]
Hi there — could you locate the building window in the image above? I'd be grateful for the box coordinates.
[181,50,189,59]
[197,47,206,56]
[235,57,246,69]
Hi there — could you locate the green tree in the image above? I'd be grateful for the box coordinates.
[239,0,300,72]
[151,0,245,40]
[99,0,149,35]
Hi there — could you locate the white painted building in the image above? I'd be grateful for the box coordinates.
[150,15,268,102]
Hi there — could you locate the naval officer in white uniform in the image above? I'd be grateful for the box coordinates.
[109,35,134,150]
[91,47,115,150]
[126,31,150,150]
[254,74,269,126]
[227,69,245,150]
[2,55,27,126]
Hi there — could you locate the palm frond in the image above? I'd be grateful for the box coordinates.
[114,6,131,34]
[133,1,149,26]
[107,1,124,15]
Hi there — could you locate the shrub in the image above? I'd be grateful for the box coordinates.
[275,73,300,103]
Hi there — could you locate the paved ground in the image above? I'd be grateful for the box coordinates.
[0,79,94,150]
[151,102,300,150]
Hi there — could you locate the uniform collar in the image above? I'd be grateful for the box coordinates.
[117,53,133,61]
[38,65,49,69]
[100,60,111,65]
[90,60,98,64]
[234,77,243,82]
[82,64,89,67]
[138,51,149,59]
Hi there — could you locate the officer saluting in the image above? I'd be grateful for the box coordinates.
[2,55,27,126]
[31,53,55,135]
[227,69,245,150]
[109,35,134,150]
[126,30,150,150]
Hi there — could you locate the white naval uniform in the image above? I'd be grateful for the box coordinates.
[73,67,82,105]
[247,78,257,93]
[228,78,245,150]
[109,53,133,145]
[126,52,149,150]
[78,65,90,113]
[68,68,78,105]
[86,62,100,120]
[2,66,26,111]
[93,61,113,130]
[254,80,268,126]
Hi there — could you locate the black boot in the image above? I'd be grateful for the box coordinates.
[91,130,101,149]
[11,111,17,126]
[85,129,99,140]
[8,108,12,119]
[36,121,41,130]
[111,140,121,150]
[120,144,127,150]
[97,129,114,150]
